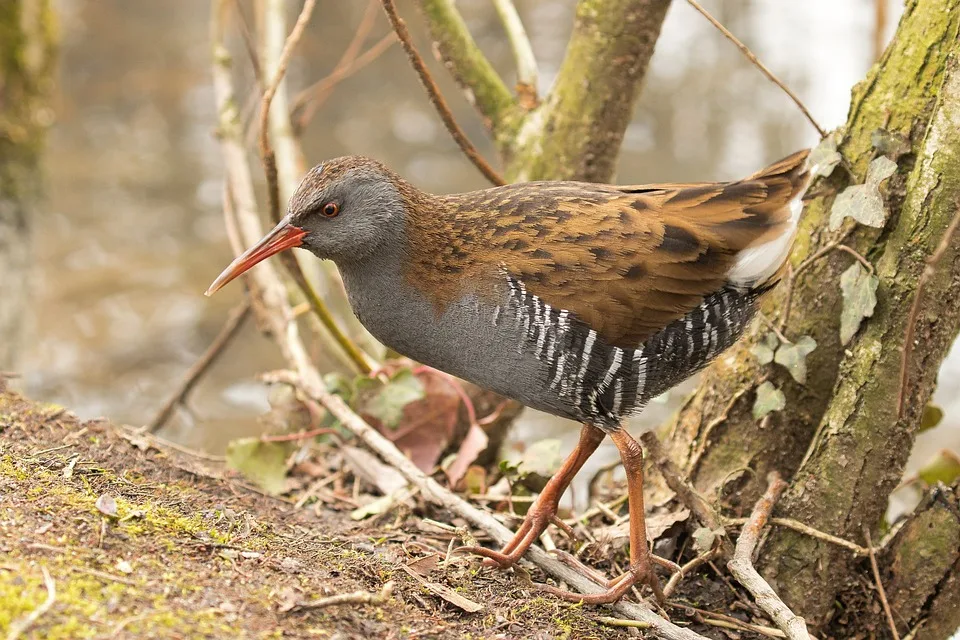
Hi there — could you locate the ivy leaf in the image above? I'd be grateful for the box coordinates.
[809,133,842,177]
[839,263,879,345]
[753,381,785,420]
[829,156,897,230]
[518,438,564,479]
[751,332,780,365]
[871,129,910,159]
[226,438,291,495]
[919,404,944,433]
[774,336,818,384]
[360,369,425,429]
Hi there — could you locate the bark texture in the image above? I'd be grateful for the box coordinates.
[649,0,960,626]
[0,0,55,369]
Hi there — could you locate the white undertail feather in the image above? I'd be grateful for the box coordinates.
[727,156,820,287]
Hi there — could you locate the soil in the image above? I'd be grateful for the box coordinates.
[2,385,807,640]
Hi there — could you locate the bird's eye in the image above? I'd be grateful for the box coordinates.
[321,202,340,218]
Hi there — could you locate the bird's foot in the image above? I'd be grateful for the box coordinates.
[454,504,565,569]
[540,547,678,605]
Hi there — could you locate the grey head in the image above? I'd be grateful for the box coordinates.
[205,155,415,296]
[288,156,411,264]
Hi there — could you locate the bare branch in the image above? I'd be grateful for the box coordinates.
[491,0,538,106]
[283,581,395,613]
[380,0,505,186]
[685,0,826,138]
[148,299,251,433]
[414,0,516,128]
[728,473,812,640]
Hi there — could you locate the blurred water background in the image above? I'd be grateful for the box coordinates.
[17,0,956,511]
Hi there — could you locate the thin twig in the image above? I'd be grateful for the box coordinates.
[724,516,873,556]
[379,0,505,186]
[253,0,373,375]
[663,547,722,598]
[148,300,251,432]
[257,0,317,222]
[873,0,888,63]
[898,204,960,418]
[864,527,900,640]
[675,604,790,638]
[292,32,396,132]
[7,566,56,640]
[728,473,811,640]
[685,0,825,138]
[285,580,395,613]
[597,617,653,630]
[491,0,538,106]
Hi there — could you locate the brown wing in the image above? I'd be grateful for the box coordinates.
[406,150,810,349]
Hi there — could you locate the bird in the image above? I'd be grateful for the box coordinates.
[206,149,813,604]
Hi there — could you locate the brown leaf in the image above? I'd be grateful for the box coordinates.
[95,493,118,518]
[445,424,489,488]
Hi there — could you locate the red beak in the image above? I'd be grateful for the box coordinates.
[205,219,306,296]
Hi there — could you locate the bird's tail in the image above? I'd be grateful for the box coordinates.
[726,149,815,288]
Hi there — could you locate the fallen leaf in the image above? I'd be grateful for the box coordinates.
[225,438,291,495]
[405,553,440,577]
[751,332,780,365]
[829,156,897,230]
[445,424,489,488]
[774,335,818,384]
[809,133,842,177]
[753,382,785,420]
[595,508,690,548]
[870,128,910,158]
[361,369,425,429]
[116,559,133,574]
[350,486,415,520]
[839,262,879,345]
[692,526,726,553]
[95,493,118,518]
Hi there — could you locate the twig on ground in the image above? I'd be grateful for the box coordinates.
[898,204,960,418]
[119,425,227,462]
[864,527,901,640]
[379,0,506,186]
[685,0,825,138]
[640,432,734,557]
[491,0,538,107]
[728,473,811,640]
[148,300,251,433]
[597,616,653,630]
[663,547,722,598]
[724,516,873,556]
[7,566,56,640]
[284,581,395,613]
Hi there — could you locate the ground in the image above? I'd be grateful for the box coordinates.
[0,389,647,640]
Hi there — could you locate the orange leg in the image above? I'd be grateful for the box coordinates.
[541,427,671,604]
[458,423,605,568]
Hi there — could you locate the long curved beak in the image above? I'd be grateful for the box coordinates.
[205,218,306,296]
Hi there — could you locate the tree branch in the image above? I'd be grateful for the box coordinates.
[505,0,671,182]
[414,0,517,132]
[380,0,505,185]
[491,0,538,107]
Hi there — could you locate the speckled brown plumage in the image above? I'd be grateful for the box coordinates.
[403,149,809,347]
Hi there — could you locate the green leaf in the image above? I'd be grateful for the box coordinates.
[751,332,780,365]
[753,381,785,420]
[691,526,725,553]
[920,404,944,433]
[839,263,879,345]
[829,156,897,230]
[774,335,817,384]
[226,438,290,495]
[917,449,960,486]
[362,369,425,429]
[808,133,842,177]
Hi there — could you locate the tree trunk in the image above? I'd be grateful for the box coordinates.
[0,0,55,369]
[651,0,960,626]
